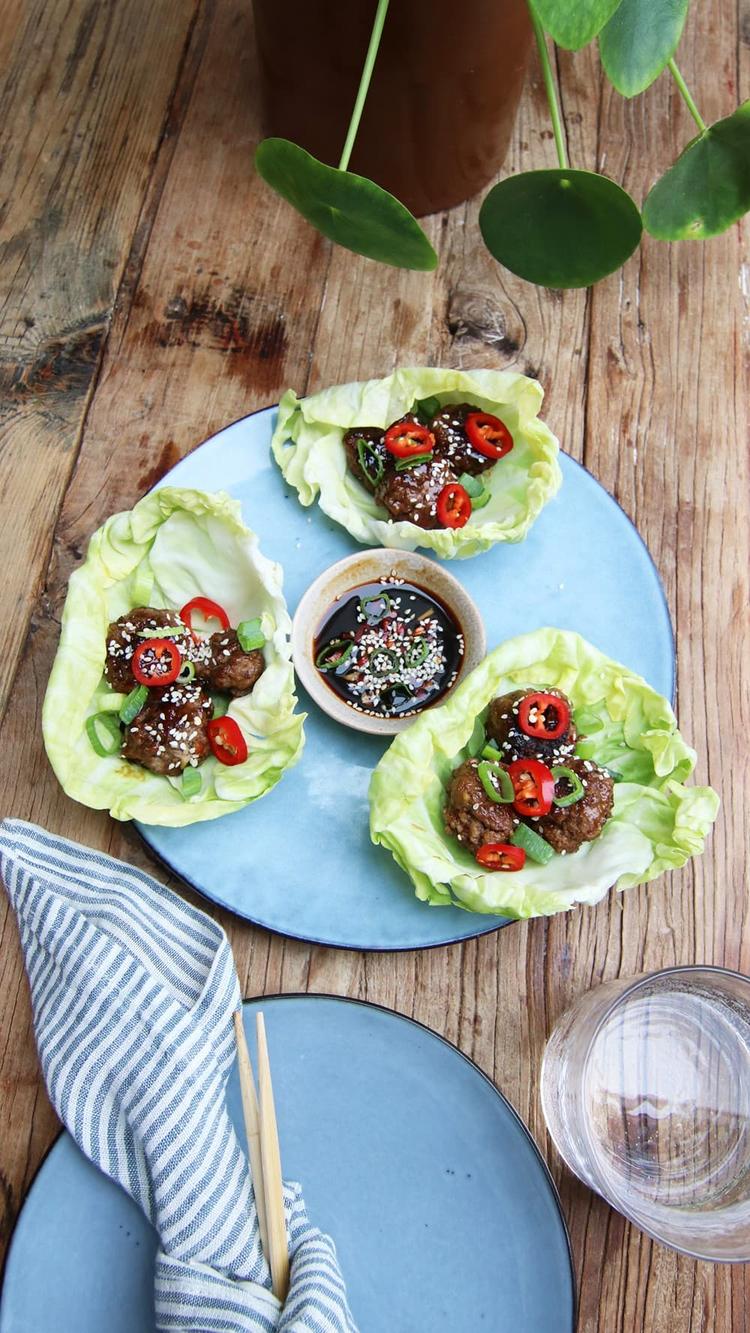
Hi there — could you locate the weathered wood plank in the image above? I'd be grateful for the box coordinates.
[0,0,200,718]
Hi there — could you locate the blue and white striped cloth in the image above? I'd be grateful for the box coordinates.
[0,819,358,1333]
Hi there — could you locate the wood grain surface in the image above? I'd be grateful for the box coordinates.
[1,2,749,1329]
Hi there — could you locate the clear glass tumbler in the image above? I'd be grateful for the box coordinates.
[541,966,750,1261]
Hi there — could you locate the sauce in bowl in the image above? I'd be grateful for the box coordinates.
[313,579,464,720]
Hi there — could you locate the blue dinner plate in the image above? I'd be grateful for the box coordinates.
[1,995,575,1332]
[138,407,673,950]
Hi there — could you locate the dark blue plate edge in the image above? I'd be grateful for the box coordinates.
[134,402,675,951]
[0,992,577,1332]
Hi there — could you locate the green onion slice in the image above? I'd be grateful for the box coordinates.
[395,452,433,471]
[237,617,266,652]
[481,741,501,760]
[471,488,491,510]
[457,472,484,498]
[477,760,514,804]
[574,708,604,734]
[97,692,127,713]
[510,823,555,865]
[551,764,584,808]
[86,712,122,758]
[412,395,442,423]
[137,624,189,640]
[369,647,398,676]
[181,766,202,798]
[315,638,354,671]
[359,592,391,622]
[211,693,229,718]
[119,685,149,726]
[177,660,196,684]
[405,638,429,669]
[355,438,385,487]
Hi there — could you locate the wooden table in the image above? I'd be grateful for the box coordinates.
[1,2,748,1328]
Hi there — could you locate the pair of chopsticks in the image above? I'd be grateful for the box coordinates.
[233,1010,290,1303]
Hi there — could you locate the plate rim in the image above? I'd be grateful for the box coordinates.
[0,991,577,1331]
[136,401,675,951]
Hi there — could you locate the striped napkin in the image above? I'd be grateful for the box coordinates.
[0,819,358,1333]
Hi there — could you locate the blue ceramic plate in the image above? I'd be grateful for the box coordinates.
[1,995,575,1332]
[138,407,673,951]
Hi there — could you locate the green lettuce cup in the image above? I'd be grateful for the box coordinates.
[272,367,561,559]
[369,629,718,918]
[43,487,305,826]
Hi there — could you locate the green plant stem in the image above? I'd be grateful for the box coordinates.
[668,59,707,133]
[530,6,568,170]
[338,0,390,172]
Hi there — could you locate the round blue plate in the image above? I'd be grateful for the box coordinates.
[139,407,673,951]
[1,995,575,1332]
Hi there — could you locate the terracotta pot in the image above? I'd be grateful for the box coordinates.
[252,0,533,217]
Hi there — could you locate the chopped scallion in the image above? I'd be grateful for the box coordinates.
[395,452,433,471]
[181,766,202,798]
[477,760,514,804]
[86,712,122,758]
[237,617,266,652]
[177,660,196,684]
[355,437,385,487]
[551,764,584,808]
[510,823,555,864]
[119,685,149,726]
[315,638,354,671]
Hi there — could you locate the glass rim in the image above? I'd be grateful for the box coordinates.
[578,963,750,1264]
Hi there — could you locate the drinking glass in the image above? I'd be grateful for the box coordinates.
[541,966,750,1261]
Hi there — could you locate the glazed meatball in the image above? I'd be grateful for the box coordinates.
[343,426,389,492]
[121,682,213,775]
[531,757,614,855]
[105,607,184,692]
[444,758,518,855]
[485,689,577,763]
[376,456,458,529]
[430,403,496,477]
[205,629,265,697]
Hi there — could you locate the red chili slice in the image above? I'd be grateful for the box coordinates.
[131,638,182,686]
[476,843,526,872]
[180,596,230,634]
[507,758,555,817]
[436,482,472,529]
[384,421,435,458]
[517,692,571,741]
[465,411,514,460]
[207,716,248,766]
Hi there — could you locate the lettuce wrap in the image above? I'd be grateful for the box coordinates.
[369,629,718,917]
[43,488,305,826]
[271,367,561,558]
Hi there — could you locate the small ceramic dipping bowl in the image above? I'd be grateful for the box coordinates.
[292,548,486,736]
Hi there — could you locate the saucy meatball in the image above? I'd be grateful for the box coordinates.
[121,682,213,775]
[444,758,518,855]
[343,426,389,493]
[531,757,614,855]
[376,456,458,529]
[485,689,577,763]
[205,629,265,697]
[105,607,185,692]
[430,403,495,477]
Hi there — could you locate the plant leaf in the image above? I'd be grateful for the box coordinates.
[643,102,750,239]
[255,138,437,271]
[531,0,623,50]
[600,0,689,96]
[479,168,642,288]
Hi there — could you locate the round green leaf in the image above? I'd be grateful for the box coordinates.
[479,169,643,288]
[600,0,689,96]
[531,0,623,50]
[643,102,750,239]
[255,138,437,272]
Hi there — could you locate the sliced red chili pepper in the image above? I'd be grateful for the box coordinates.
[475,843,526,872]
[207,716,248,766]
[507,758,555,817]
[465,411,514,460]
[436,482,472,529]
[180,596,230,634]
[517,692,571,741]
[384,420,435,458]
[131,638,182,686]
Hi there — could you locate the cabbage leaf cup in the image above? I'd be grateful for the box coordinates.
[43,488,305,826]
[369,629,719,918]
[272,367,561,559]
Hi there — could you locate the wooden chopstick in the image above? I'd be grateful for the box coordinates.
[233,1009,290,1304]
[233,1010,269,1263]
[256,1012,290,1303]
